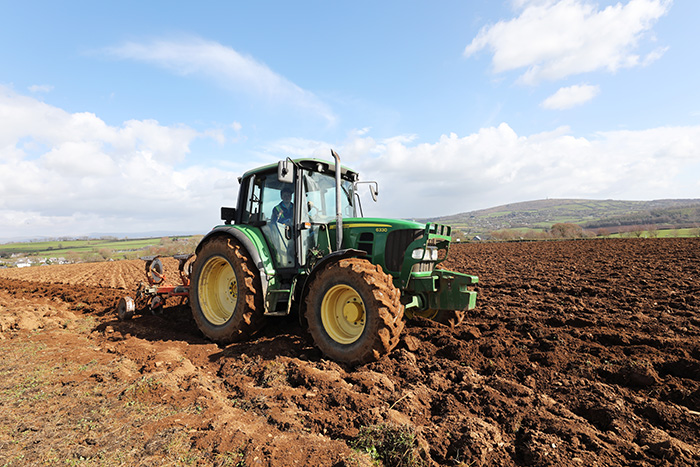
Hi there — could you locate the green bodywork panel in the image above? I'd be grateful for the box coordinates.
[324,217,423,268]
[209,224,276,274]
[323,218,479,312]
[405,270,478,311]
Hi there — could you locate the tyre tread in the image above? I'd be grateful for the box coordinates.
[190,237,265,344]
[305,258,404,365]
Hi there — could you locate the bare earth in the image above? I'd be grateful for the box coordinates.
[0,238,698,466]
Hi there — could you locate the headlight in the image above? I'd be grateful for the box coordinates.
[411,246,439,261]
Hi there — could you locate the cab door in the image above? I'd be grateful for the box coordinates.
[253,174,297,269]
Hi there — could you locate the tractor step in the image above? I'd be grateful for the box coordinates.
[264,288,292,316]
[263,310,291,317]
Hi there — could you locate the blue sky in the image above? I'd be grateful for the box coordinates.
[1,0,699,239]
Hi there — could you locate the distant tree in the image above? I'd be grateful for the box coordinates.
[522,230,547,240]
[647,225,659,238]
[97,248,113,260]
[145,236,199,257]
[80,251,102,263]
[65,251,81,263]
[124,251,139,260]
[491,229,517,241]
[618,225,636,237]
[550,223,583,239]
[451,230,468,243]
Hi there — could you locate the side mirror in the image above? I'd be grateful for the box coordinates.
[278,159,294,184]
[355,181,379,202]
[368,182,378,202]
[221,207,236,225]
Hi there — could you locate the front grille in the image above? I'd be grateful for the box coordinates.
[358,232,374,256]
[411,262,434,273]
[385,229,423,272]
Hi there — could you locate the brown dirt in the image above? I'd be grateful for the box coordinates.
[0,238,699,466]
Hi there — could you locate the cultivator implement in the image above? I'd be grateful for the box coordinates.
[116,254,194,320]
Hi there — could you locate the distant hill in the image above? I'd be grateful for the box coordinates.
[425,199,700,237]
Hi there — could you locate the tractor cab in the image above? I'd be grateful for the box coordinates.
[231,158,362,273]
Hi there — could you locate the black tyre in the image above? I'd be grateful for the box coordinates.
[190,236,265,343]
[304,258,404,365]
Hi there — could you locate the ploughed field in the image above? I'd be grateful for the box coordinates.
[0,238,698,466]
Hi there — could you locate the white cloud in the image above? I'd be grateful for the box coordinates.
[115,119,197,164]
[105,37,336,125]
[320,122,700,218]
[28,84,54,93]
[2,86,699,238]
[41,141,116,176]
[541,83,600,109]
[465,0,672,84]
[0,86,237,238]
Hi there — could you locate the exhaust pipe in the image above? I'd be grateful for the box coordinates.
[331,149,342,251]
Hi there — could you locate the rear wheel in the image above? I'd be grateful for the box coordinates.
[304,258,404,365]
[190,237,265,343]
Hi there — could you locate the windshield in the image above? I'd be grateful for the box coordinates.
[301,170,355,223]
[297,169,354,266]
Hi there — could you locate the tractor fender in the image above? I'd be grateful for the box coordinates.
[195,226,271,297]
[297,248,367,327]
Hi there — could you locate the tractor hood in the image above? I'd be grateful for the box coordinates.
[327,217,425,232]
[323,217,455,280]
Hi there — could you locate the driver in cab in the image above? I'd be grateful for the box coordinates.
[272,186,294,227]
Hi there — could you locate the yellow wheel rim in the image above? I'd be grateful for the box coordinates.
[321,284,366,344]
[405,308,439,320]
[198,256,237,325]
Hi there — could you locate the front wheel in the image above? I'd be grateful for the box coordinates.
[190,236,265,344]
[304,258,404,365]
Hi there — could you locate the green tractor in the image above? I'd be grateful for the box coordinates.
[190,150,478,365]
